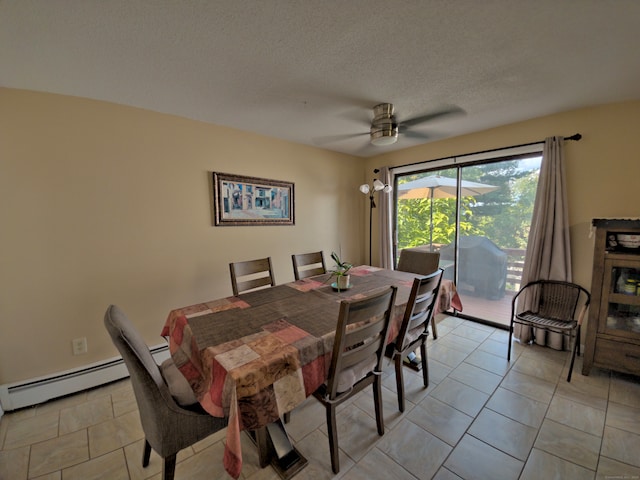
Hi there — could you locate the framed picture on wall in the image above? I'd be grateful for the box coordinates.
[212,172,295,226]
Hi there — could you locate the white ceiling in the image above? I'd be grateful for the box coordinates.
[2,1,640,157]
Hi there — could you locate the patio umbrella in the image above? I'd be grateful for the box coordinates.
[397,175,498,248]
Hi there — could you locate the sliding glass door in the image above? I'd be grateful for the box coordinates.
[394,153,542,327]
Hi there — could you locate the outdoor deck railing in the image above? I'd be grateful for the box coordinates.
[503,247,526,293]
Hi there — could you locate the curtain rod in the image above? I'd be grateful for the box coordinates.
[476,133,582,154]
[477,132,582,152]
[393,133,582,171]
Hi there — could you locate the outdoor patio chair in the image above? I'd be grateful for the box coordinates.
[507,279,590,382]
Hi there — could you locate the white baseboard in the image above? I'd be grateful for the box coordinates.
[0,344,170,412]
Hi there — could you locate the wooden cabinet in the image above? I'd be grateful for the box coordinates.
[583,219,640,377]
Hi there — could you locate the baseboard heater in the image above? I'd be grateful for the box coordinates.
[0,344,170,412]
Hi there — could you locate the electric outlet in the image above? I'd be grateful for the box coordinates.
[72,337,88,355]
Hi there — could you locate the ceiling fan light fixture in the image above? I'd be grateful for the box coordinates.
[370,128,398,146]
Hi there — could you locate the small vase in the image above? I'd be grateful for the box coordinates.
[337,274,350,290]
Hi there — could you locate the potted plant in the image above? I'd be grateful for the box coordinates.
[329,251,353,290]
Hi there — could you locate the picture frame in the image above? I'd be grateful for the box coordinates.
[212,172,295,226]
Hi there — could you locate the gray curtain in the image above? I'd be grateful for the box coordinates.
[516,136,572,348]
[378,166,394,268]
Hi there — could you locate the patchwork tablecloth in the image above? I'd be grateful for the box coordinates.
[160,266,461,478]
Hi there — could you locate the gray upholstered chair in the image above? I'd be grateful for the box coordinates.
[291,251,326,280]
[389,269,443,412]
[229,257,276,296]
[104,305,227,480]
[312,286,397,474]
[397,247,440,275]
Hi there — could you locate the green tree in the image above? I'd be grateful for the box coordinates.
[397,197,481,250]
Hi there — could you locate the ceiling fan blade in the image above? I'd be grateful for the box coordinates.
[399,106,465,128]
[400,129,431,140]
[312,132,369,145]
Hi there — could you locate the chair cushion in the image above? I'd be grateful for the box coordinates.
[160,358,199,406]
[336,355,377,393]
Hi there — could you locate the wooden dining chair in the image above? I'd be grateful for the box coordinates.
[312,285,397,474]
[229,257,276,296]
[388,269,443,412]
[291,251,326,280]
[397,247,442,339]
[104,305,227,480]
[397,247,441,276]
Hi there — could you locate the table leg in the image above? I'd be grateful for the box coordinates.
[255,427,270,468]
[251,418,308,479]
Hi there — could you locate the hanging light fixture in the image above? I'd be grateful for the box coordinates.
[359,169,392,265]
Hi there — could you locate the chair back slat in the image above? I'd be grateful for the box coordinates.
[235,276,275,293]
[292,251,326,280]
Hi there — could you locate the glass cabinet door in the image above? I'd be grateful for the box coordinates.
[602,257,640,337]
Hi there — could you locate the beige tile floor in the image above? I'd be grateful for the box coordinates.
[2,316,640,480]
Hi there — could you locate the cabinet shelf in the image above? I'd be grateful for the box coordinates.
[605,251,640,260]
[608,293,640,306]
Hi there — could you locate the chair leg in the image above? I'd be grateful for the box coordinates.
[395,354,406,412]
[507,323,513,361]
[142,439,152,467]
[162,454,177,480]
[568,327,580,382]
[326,404,340,474]
[420,341,429,387]
[430,315,438,339]
[373,377,385,436]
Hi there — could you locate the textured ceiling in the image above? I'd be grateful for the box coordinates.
[2,1,640,157]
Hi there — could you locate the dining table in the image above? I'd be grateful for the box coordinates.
[160,265,462,479]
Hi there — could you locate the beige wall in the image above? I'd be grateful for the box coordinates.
[0,88,366,384]
[2,87,639,386]
[368,99,640,328]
